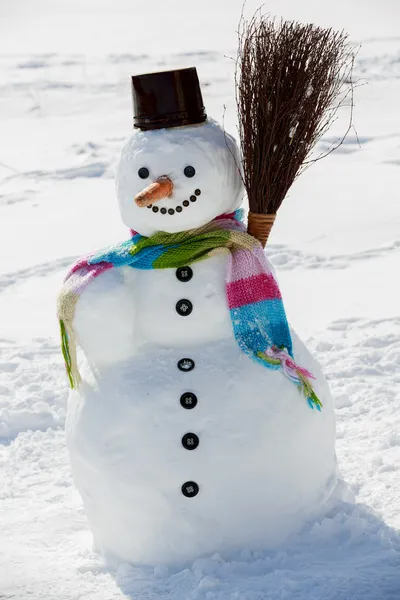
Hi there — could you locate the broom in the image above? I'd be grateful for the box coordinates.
[236,14,353,247]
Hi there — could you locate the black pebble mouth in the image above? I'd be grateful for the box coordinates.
[147,189,201,215]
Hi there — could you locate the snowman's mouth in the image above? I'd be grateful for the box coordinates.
[146,188,201,215]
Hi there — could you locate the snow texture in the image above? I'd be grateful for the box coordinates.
[115,119,243,235]
[1,0,400,598]
[70,255,337,565]
[71,105,338,566]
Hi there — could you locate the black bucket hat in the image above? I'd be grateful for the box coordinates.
[131,67,207,131]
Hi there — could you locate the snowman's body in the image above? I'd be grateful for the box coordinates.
[65,118,338,566]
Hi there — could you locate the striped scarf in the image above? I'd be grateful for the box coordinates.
[57,211,321,410]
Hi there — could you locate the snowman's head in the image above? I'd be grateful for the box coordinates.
[115,118,244,236]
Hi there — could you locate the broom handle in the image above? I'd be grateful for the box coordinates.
[247,212,276,248]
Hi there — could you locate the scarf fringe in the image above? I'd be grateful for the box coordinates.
[257,347,323,411]
[58,213,322,412]
[59,319,81,390]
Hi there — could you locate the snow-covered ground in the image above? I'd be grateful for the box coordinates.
[1,0,400,598]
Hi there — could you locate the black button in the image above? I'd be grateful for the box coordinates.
[194,189,201,196]
[176,266,193,282]
[182,433,199,450]
[178,358,195,372]
[176,299,193,316]
[180,392,197,409]
[182,481,199,498]
[182,433,200,450]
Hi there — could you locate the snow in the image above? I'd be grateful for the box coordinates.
[1,0,400,598]
[69,251,337,565]
[115,118,243,235]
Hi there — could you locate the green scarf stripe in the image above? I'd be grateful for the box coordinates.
[152,229,233,268]
[57,212,321,410]
[60,319,74,389]
[128,228,233,263]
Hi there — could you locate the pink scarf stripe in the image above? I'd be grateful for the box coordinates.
[68,259,113,277]
[66,262,113,290]
[215,212,238,222]
[228,246,272,283]
[227,272,282,309]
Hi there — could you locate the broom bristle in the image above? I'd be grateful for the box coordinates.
[236,15,353,218]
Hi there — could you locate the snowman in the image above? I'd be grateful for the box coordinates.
[58,67,338,566]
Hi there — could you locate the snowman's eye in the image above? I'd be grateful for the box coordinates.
[138,167,150,179]
[184,166,196,178]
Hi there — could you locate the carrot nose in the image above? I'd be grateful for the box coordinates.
[134,175,174,207]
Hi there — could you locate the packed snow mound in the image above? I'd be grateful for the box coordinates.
[67,257,338,565]
[115,118,243,236]
[1,2,400,595]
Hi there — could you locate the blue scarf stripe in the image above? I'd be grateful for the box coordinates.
[230,299,293,358]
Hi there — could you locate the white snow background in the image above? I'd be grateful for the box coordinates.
[1,0,400,598]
